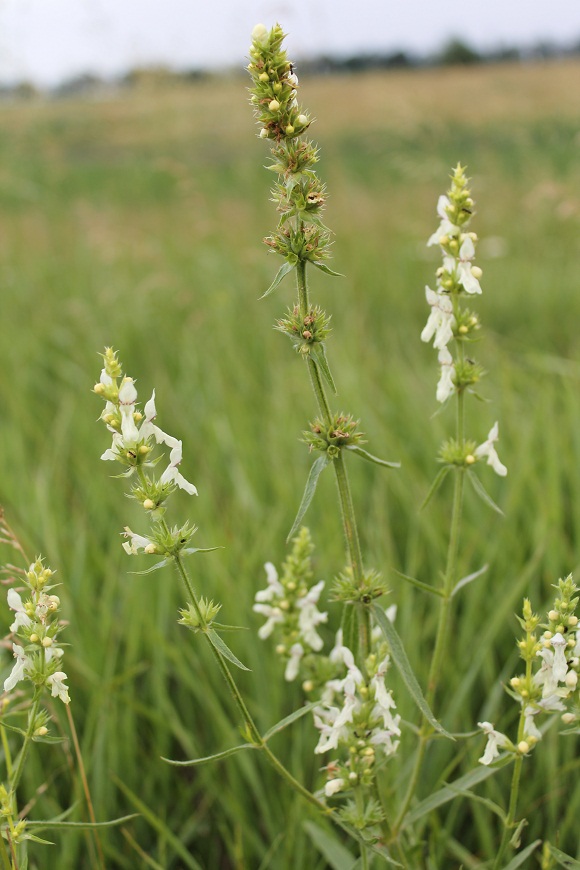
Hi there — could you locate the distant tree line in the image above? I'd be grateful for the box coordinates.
[1,34,579,100]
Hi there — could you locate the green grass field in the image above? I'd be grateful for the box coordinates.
[1,58,580,867]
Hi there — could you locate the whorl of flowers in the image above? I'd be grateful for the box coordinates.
[253,527,327,682]
[94,348,198,558]
[478,575,580,765]
[248,23,334,277]
[314,629,400,800]
[4,558,70,705]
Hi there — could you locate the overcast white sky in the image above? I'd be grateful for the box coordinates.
[0,0,579,86]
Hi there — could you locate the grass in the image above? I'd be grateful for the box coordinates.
[0,58,580,867]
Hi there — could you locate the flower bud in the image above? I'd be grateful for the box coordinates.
[471,266,483,280]
[562,712,576,724]
[565,670,578,689]
[517,740,530,755]
[268,100,280,112]
[42,637,53,648]
[297,114,308,126]
[143,499,155,511]
[252,23,269,44]
[548,610,559,621]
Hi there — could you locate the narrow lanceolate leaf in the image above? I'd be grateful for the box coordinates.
[161,743,256,767]
[206,628,250,671]
[25,814,139,832]
[404,757,511,827]
[310,342,337,394]
[129,558,170,575]
[452,563,489,597]
[502,840,542,870]
[311,261,344,278]
[392,568,444,598]
[263,702,319,741]
[420,465,452,510]
[259,260,295,299]
[467,469,504,515]
[371,604,452,739]
[303,821,357,870]
[287,454,331,542]
[547,844,580,869]
[345,445,400,469]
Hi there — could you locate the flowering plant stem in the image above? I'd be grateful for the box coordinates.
[171,543,331,816]
[296,260,370,660]
[492,655,531,868]
[393,352,466,837]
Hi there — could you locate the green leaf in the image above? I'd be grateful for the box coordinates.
[262,702,319,741]
[210,622,249,632]
[311,261,344,278]
[404,757,511,828]
[547,844,580,869]
[467,469,504,515]
[206,629,250,671]
[392,568,444,598]
[345,445,400,469]
[503,840,542,870]
[161,743,256,767]
[303,821,357,870]
[259,261,295,299]
[26,814,139,832]
[129,558,170,575]
[371,604,452,740]
[287,454,331,542]
[452,563,489,597]
[310,342,337,394]
[420,465,452,510]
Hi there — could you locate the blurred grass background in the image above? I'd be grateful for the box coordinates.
[0,58,580,867]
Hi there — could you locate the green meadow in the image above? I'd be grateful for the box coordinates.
[1,58,580,867]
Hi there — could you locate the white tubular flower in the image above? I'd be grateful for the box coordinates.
[7,589,32,633]
[122,527,157,555]
[474,422,507,477]
[456,236,482,295]
[534,648,559,698]
[313,707,341,753]
[427,195,459,247]
[284,643,304,682]
[297,580,327,651]
[550,632,568,682]
[421,286,455,349]
[523,707,542,742]
[118,378,140,443]
[436,345,456,403]
[254,562,284,602]
[4,643,30,692]
[325,778,345,797]
[477,721,509,765]
[160,442,198,495]
[253,603,284,639]
[46,671,70,704]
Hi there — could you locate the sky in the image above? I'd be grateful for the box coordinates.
[0,0,579,87]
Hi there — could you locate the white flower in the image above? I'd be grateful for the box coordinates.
[7,589,32,633]
[253,603,284,639]
[550,632,568,682]
[427,195,459,247]
[456,236,482,295]
[252,23,269,43]
[122,527,157,555]
[254,562,284,603]
[284,643,304,682]
[421,287,455,350]
[523,706,542,742]
[325,778,345,797]
[436,345,456,403]
[46,671,70,704]
[297,580,327,651]
[4,643,30,692]
[159,441,198,495]
[534,648,559,698]
[477,721,509,765]
[474,422,507,477]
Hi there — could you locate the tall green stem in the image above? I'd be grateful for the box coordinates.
[171,550,330,815]
[392,357,466,838]
[10,692,42,795]
[296,259,369,656]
